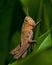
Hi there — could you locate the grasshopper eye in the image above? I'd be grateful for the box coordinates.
[24,19,28,22]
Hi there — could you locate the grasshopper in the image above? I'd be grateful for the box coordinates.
[10,9,40,59]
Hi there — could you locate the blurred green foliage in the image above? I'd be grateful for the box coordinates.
[0,0,52,65]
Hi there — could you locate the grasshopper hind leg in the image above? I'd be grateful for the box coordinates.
[22,51,27,58]
[10,42,21,55]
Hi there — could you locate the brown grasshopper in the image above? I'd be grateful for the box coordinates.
[10,9,40,59]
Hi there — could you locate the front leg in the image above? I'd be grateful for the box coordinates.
[28,40,37,44]
[28,40,37,51]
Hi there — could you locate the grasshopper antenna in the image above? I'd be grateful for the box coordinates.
[27,8,29,16]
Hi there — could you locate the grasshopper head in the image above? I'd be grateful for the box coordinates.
[24,16,36,28]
